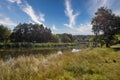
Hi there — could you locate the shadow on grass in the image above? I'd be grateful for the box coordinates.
[111,44,120,51]
[112,47,120,51]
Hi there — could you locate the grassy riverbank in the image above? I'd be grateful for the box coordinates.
[0,43,76,48]
[0,48,120,80]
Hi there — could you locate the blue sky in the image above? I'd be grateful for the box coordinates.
[0,0,120,35]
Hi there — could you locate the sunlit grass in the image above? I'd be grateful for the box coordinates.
[111,44,120,48]
[0,48,120,80]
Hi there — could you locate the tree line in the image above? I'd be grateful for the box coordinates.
[0,23,73,43]
[0,7,120,48]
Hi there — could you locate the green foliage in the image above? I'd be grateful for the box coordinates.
[91,7,120,47]
[61,33,73,43]
[10,23,53,43]
[0,25,11,42]
[73,35,92,43]
[51,34,59,42]
[7,23,74,43]
[56,33,73,43]
[0,42,76,48]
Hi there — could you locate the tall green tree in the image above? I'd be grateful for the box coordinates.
[10,23,30,42]
[91,7,120,47]
[60,33,73,43]
[10,23,53,43]
[0,25,11,42]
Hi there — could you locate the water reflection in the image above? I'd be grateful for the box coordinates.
[0,48,81,62]
[72,48,80,53]
[57,51,63,55]
[57,48,81,55]
[3,55,13,65]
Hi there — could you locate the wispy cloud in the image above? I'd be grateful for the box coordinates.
[7,0,45,24]
[7,0,21,4]
[0,14,17,26]
[64,0,79,28]
[63,0,93,35]
[21,3,45,24]
[87,0,117,15]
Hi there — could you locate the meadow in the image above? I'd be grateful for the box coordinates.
[0,48,120,80]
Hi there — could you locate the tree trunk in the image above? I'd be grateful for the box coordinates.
[106,43,110,48]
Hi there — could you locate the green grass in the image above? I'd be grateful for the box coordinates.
[0,42,76,48]
[0,48,120,80]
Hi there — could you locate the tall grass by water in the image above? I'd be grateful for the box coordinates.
[0,48,120,80]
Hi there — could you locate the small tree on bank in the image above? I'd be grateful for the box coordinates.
[0,25,11,42]
[91,7,120,47]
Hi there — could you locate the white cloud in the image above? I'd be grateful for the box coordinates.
[88,0,120,17]
[50,25,58,34]
[7,0,45,24]
[87,0,120,17]
[114,10,120,16]
[62,23,92,35]
[7,0,21,4]
[21,3,45,24]
[76,23,93,35]
[87,0,112,15]
[87,0,120,18]
[0,14,17,27]
[63,0,93,35]
[64,0,79,28]
[39,13,45,22]
[54,23,93,35]
[51,25,58,31]
[99,0,108,7]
